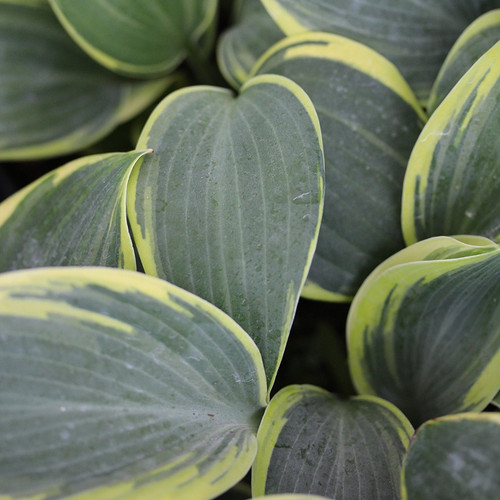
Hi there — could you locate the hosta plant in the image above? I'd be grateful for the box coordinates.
[1,1,500,499]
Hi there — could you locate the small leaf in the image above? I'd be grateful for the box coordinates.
[0,150,150,272]
[49,0,218,77]
[252,32,425,300]
[0,267,266,499]
[252,385,413,499]
[401,413,500,500]
[0,0,172,160]
[128,75,325,389]
[402,42,500,245]
[428,9,500,113]
[347,236,500,426]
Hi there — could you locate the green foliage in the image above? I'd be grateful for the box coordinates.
[1,1,499,499]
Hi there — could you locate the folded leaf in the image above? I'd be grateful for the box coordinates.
[128,75,325,389]
[49,0,218,77]
[402,42,500,245]
[0,267,266,499]
[0,0,172,160]
[348,236,500,426]
[260,0,500,101]
[401,413,500,500]
[252,32,425,300]
[0,150,150,272]
[252,385,413,499]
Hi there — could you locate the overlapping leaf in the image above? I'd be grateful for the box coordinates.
[0,150,150,272]
[401,413,500,499]
[348,236,500,426]
[402,42,500,245]
[0,0,172,160]
[251,32,425,300]
[428,9,500,113]
[260,0,500,101]
[128,75,325,388]
[252,385,413,499]
[49,0,218,77]
[0,267,266,499]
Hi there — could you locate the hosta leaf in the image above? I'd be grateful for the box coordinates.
[0,267,266,499]
[217,0,283,89]
[260,0,500,101]
[347,236,500,426]
[0,0,172,160]
[128,75,324,389]
[49,0,218,77]
[428,9,500,114]
[402,42,500,245]
[252,385,413,499]
[0,150,150,272]
[492,391,500,408]
[401,413,500,500]
[252,32,425,301]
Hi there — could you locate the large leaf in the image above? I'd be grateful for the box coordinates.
[401,42,500,245]
[401,413,500,499]
[428,9,500,113]
[252,385,413,499]
[252,32,426,301]
[0,150,150,272]
[0,0,172,160]
[347,236,500,426]
[128,75,325,389]
[260,0,500,101]
[0,267,266,499]
[49,0,218,77]
[217,0,283,89]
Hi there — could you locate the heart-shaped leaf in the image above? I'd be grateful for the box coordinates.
[49,0,218,77]
[252,385,413,499]
[428,9,500,113]
[260,0,500,101]
[0,267,266,499]
[128,75,325,389]
[0,150,150,272]
[251,32,426,300]
[347,236,500,426]
[0,0,172,160]
[402,42,500,245]
[401,413,500,500]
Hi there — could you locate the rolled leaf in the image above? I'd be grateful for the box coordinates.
[0,267,266,499]
[260,0,500,101]
[128,75,325,389]
[428,9,500,113]
[0,150,150,272]
[252,385,413,499]
[402,42,500,245]
[0,0,172,160]
[252,32,425,300]
[347,236,500,426]
[401,413,500,500]
[217,0,283,89]
[49,0,218,77]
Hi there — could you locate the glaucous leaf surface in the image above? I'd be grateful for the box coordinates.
[252,385,413,499]
[252,32,425,301]
[0,267,266,499]
[0,0,171,160]
[348,236,500,426]
[401,413,500,500]
[217,0,283,89]
[0,150,149,272]
[49,0,218,77]
[402,42,500,245]
[428,10,500,113]
[260,0,500,101]
[128,75,325,389]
